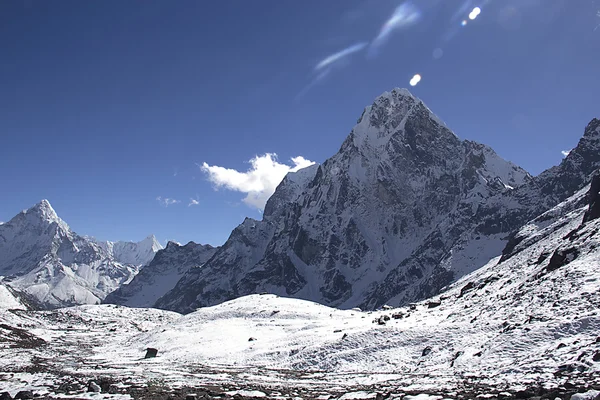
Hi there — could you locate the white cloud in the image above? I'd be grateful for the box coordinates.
[188,198,200,207]
[561,149,572,158]
[156,196,181,207]
[201,153,316,210]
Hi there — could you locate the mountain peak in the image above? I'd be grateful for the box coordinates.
[23,199,66,228]
[583,118,600,139]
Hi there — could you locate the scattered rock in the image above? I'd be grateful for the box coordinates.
[334,329,342,333]
[14,391,33,400]
[547,247,579,272]
[342,333,348,340]
[422,346,432,356]
[382,305,393,310]
[108,384,119,394]
[458,282,475,298]
[88,382,101,393]
[248,337,257,342]
[428,300,442,308]
[391,312,404,319]
[145,347,158,358]
[593,352,600,362]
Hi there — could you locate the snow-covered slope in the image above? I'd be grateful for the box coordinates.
[156,90,598,314]
[0,283,27,310]
[0,200,160,309]
[104,241,218,308]
[2,182,599,394]
[112,182,600,388]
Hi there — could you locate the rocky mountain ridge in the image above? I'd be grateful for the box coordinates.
[154,89,600,313]
[0,200,162,308]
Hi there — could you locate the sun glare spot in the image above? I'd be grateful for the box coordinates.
[461,20,468,26]
[469,7,481,20]
[409,74,421,87]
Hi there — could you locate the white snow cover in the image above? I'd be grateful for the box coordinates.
[90,234,163,267]
[1,184,599,395]
[0,283,26,310]
[0,200,161,308]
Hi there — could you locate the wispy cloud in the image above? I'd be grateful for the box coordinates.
[315,42,368,71]
[156,196,181,207]
[201,153,316,210]
[561,149,572,158]
[188,195,200,207]
[368,2,421,58]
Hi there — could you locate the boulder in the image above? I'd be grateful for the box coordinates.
[88,382,101,393]
[145,347,158,358]
[14,391,33,400]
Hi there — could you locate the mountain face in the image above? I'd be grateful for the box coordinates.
[104,241,218,308]
[0,200,162,308]
[155,89,599,314]
[90,235,163,267]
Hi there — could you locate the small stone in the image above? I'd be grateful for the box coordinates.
[145,347,158,358]
[422,346,432,356]
[248,337,256,342]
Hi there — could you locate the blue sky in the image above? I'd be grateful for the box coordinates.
[1,0,599,246]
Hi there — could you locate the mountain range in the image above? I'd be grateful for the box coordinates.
[154,89,600,313]
[0,200,162,308]
[1,88,598,316]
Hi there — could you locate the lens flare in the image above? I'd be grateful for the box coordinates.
[409,74,421,86]
[315,42,368,71]
[368,2,421,57]
[469,7,481,20]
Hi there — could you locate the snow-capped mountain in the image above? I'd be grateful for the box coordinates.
[0,200,162,308]
[154,89,600,314]
[104,241,218,308]
[89,234,163,267]
[2,180,600,395]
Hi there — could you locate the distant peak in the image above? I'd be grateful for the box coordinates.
[28,199,60,222]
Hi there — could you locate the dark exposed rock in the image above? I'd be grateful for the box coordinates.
[583,173,600,223]
[13,392,32,400]
[145,348,158,358]
[422,346,432,356]
[248,337,256,342]
[593,352,600,362]
[427,300,441,308]
[458,282,475,298]
[0,392,12,400]
[547,247,579,272]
